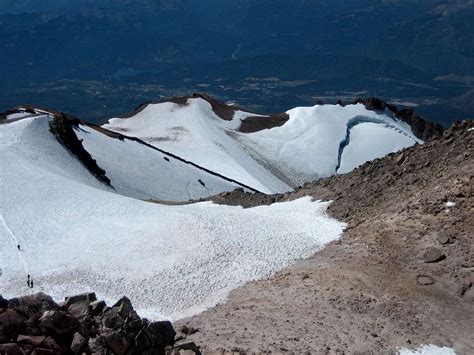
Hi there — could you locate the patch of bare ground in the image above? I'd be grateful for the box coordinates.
[176,121,474,354]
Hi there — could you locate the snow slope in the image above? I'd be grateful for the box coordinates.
[104,98,421,191]
[236,103,421,185]
[104,99,291,194]
[337,122,418,174]
[0,116,346,320]
[74,125,246,201]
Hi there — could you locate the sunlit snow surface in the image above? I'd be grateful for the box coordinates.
[104,99,291,194]
[240,103,420,182]
[104,99,420,191]
[0,116,345,320]
[399,345,457,355]
[75,125,242,201]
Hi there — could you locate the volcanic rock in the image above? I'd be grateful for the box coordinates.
[0,343,22,355]
[89,300,106,315]
[70,332,87,354]
[0,309,28,341]
[417,275,435,286]
[39,310,79,336]
[16,334,46,347]
[423,248,446,263]
[64,292,97,309]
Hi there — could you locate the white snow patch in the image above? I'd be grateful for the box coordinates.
[0,116,346,321]
[445,201,456,208]
[399,345,457,355]
[338,122,418,173]
[6,112,32,120]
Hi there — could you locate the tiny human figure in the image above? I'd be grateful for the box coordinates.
[17,244,21,251]
[30,279,34,288]
[27,279,30,288]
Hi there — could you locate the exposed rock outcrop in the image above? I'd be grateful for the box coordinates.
[355,97,444,141]
[49,114,111,186]
[0,292,197,355]
[395,108,444,141]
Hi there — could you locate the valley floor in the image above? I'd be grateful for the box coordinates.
[177,122,474,354]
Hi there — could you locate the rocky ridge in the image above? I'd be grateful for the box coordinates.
[0,292,201,355]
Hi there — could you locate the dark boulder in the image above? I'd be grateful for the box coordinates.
[41,336,62,352]
[147,321,176,347]
[169,341,201,355]
[25,314,42,336]
[423,248,446,263]
[0,343,22,355]
[16,334,46,347]
[102,307,124,330]
[67,301,90,320]
[77,315,98,338]
[89,300,106,315]
[31,348,56,355]
[88,335,107,353]
[40,310,79,336]
[437,234,454,245]
[0,295,9,309]
[70,332,87,354]
[0,309,28,341]
[8,293,59,317]
[112,296,134,318]
[104,330,130,355]
[64,292,97,309]
[135,328,154,350]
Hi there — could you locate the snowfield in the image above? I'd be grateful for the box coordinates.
[104,98,421,191]
[399,345,457,355]
[0,116,346,320]
[104,99,291,194]
[74,125,244,201]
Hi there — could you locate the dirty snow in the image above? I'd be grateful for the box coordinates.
[0,116,346,320]
[399,345,457,355]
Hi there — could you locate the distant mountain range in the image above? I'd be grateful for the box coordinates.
[1,0,473,124]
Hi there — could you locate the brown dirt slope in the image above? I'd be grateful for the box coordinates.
[178,121,474,354]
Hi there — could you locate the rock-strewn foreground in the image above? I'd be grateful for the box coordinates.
[177,121,474,353]
[0,292,199,354]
